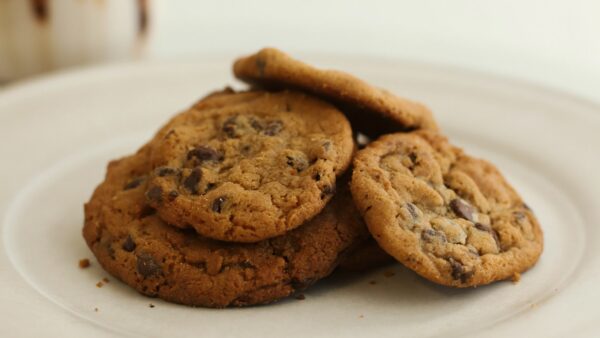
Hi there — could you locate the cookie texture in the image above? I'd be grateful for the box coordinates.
[350,131,543,287]
[83,149,367,307]
[145,90,354,242]
[233,48,438,136]
[338,238,394,272]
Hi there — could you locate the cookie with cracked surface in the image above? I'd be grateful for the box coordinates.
[233,48,439,137]
[83,150,367,307]
[145,89,354,242]
[350,130,543,287]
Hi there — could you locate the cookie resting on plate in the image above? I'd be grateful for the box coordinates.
[350,130,543,287]
[83,147,368,307]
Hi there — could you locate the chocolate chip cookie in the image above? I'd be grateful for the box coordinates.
[145,89,354,242]
[233,48,439,137]
[338,238,394,272]
[83,149,367,308]
[350,131,543,287]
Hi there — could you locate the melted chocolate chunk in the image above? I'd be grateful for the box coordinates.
[422,228,447,243]
[406,203,419,219]
[146,186,163,203]
[222,116,238,138]
[448,257,473,283]
[320,184,336,199]
[124,177,144,190]
[183,168,202,195]
[450,199,476,222]
[156,167,178,177]
[286,155,308,172]
[249,118,263,131]
[136,253,162,278]
[212,196,227,213]
[187,146,222,162]
[168,190,179,201]
[122,235,136,252]
[475,222,500,245]
[263,120,283,136]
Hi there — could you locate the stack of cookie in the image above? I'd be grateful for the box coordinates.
[83,48,543,308]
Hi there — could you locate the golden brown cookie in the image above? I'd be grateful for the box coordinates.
[83,148,367,308]
[233,48,439,137]
[350,131,543,287]
[145,89,354,242]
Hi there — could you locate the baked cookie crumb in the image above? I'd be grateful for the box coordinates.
[79,258,90,268]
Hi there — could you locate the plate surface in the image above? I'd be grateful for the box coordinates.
[1,57,599,338]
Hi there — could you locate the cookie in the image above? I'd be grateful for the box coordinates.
[350,131,543,287]
[83,149,367,308]
[144,89,354,242]
[233,48,439,137]
[338,238,394,272]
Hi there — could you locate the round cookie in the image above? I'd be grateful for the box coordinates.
[350,131,543,287]
[144,89,354,242]
[83,149,367,308]
[233,48,439,137]
[338,238,394,272]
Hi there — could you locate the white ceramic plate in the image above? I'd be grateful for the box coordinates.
[1,56,599,338]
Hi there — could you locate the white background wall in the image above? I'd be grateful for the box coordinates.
[146,0,600,102]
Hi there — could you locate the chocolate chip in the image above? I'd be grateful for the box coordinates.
[249,118,263,131]
[475,222,500,245]
[122,235,136,252]
[320,184,336,199]
[263,120,283,136]
[422,228,447,243]
[212,196,226,213]
[168,190,179,201]
[205,183,216,192]
[183,168,202,195]
[156,167,178,177]
[286,155,308,172]
[406,203,419,219]
[136,253,162,278]
[450,198,476,222]
[513,211,526,222]
[222,116,238,138]
[408,152,418,163]
[187,146,222,162]
[313,173,321,181]
[448,257,473,283]
[146,186,163,203]
[124,177,144,190]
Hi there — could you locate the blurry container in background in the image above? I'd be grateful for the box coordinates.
[0,0,150,83]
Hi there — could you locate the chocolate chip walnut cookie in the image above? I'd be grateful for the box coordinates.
[233,48,438,137]
[350,131,543,287]
[83,148,368,307]
[144,90,354,243]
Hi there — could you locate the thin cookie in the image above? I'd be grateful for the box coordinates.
[233,48,439,137]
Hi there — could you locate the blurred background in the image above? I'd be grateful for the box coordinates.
[1,0,599,101]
